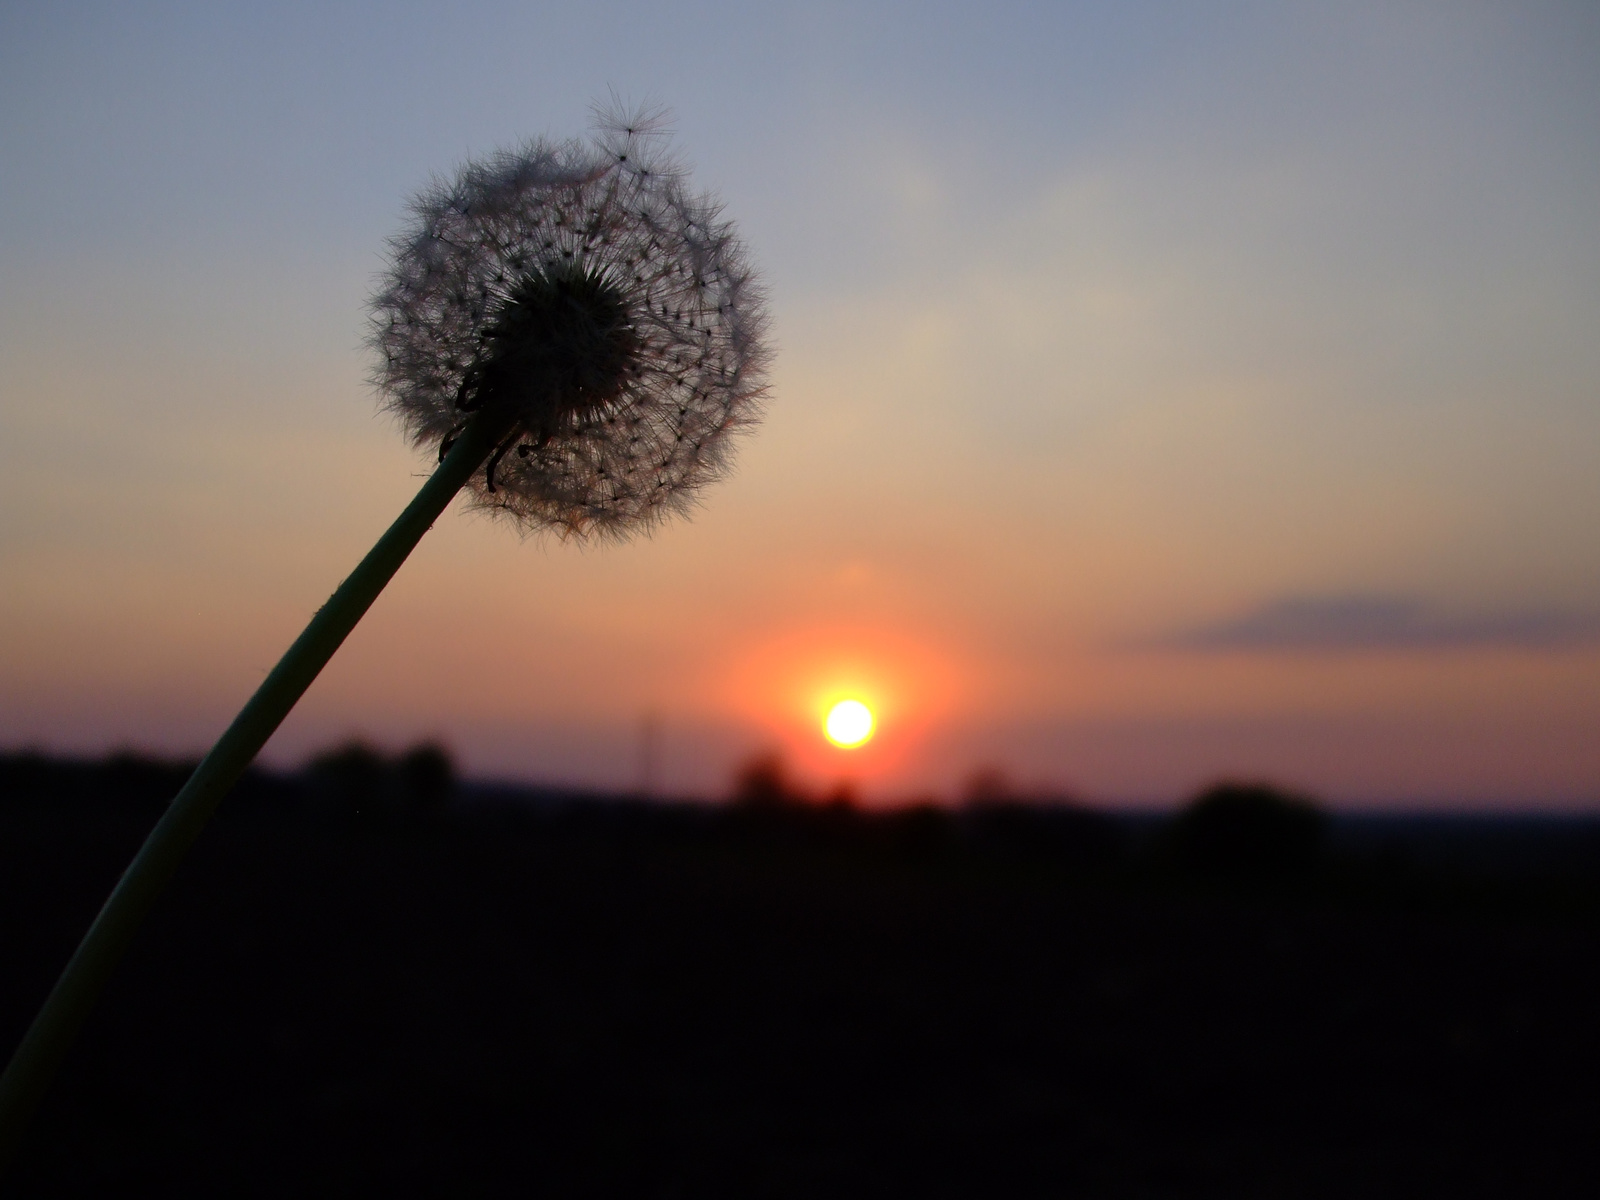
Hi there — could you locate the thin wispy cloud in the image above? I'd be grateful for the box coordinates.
[1165,596,1600,653]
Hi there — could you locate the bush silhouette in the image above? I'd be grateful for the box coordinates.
[1168,782,1326,882]
[396,742,456,814]
[731,752,803,808]
[305,740,455,820]
[306,741,389,815]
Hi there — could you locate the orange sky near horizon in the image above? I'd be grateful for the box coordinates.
[716,624,965,787]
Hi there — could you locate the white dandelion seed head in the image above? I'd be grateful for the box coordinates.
[369,103,771,541]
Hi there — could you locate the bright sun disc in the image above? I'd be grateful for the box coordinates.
[824,700,875,748]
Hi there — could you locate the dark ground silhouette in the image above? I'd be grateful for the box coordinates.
[2,749,1599,1197]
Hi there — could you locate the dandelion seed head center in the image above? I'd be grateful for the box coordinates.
[468,264,640,429]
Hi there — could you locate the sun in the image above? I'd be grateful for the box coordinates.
[824,699,875,749]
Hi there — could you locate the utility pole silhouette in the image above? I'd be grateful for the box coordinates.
[637,712,661,800]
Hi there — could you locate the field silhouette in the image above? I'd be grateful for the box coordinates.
[3,748,1599,1196]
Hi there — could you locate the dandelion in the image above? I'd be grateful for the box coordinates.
[371,104,768,539]
[0,103,769,1164]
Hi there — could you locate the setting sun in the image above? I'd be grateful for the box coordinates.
[824,699,875,748]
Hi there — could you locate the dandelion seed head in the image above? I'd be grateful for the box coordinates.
[369,103,770,540]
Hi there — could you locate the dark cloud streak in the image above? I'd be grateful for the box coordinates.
[1165,596,1600,653]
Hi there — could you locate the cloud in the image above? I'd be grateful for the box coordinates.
[1165,596,1600,653]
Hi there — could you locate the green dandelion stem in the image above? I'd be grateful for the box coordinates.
[0,409,514,1169]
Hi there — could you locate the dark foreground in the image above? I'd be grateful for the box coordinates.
[3,753,1599,1197]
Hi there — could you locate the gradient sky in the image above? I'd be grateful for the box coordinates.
[3,1,1598,807]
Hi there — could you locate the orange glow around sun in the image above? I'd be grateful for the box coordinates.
[717,625,965,790]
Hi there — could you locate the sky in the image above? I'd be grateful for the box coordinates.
[2,1,1598,808]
